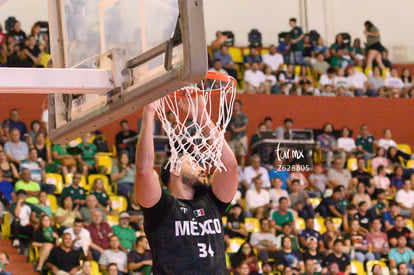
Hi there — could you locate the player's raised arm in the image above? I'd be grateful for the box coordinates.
[135,103,162,208]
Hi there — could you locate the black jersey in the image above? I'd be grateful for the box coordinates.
[142,187,229,275]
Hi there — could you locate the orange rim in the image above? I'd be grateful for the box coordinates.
[172,71,237,97]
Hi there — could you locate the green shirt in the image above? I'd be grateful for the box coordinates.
[52,144,68,165]
[330,56,352,69]
[78,143,97,166]
[61,185,87,203]
[272,210,294,227]
[90,191,109,206]
[289,26,304,51]
[36,205,53,217]
[112,225,136,250]
[15,180,40,204]
[356,135,375,153]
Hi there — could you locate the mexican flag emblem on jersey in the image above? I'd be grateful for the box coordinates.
[194,209,205,217]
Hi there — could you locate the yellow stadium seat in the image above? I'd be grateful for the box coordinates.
[397,144,412,154]
[347,158,358,171]
[64,174,89,191]
[242,47,250,56]
[88,174,114,195]
[97,154,113,175]
[351,260,365,275]
[294,65,301,76]
[1,212,10,240]
[354,66,363,73]
[29,246,39,264]
[91,261,102,275]
[222,216,227,226]
[47,194,58,213]
[382,67,390,79]
[310,198,321,209]
[295,217,305,231]
[366,260,389,275]
[366,159,373,175]
[407,160,414,169]
[226,238,245,254]
[110,195,127,213]
[46,173,64,195]
[406,219,414,231]
[107,215,120,227]
[244,217,260,233]
[332,217,343,231]
[228,47,244,64]
[260,48,269,56]
[315,217,326,234]
[365,67,372,78]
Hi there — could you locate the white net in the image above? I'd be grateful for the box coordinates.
[154,72,237,173]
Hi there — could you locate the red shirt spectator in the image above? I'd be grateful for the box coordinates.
[86,209,113,261]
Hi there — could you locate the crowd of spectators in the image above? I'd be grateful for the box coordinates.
[210,18,414,99]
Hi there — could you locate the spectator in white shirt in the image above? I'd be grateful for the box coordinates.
[346,66,369,96]
[334,67,349,90]
[244,62,270,94]
[319,67,336,92]
[209,59,228,75]
[371,147,389,176]
[264,65,277,92]
[377,128,397,150]
[241,154,271,190]
[385,68,404,90]
[250,219,278,262]
[64,218,91,252]
[373,165,391,195]
[395,180,414,218]
[337,127,356,165]
[268,176,290,209]
[262,45,284,74]
[246,178,270,219]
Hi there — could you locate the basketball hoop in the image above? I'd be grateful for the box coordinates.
[154,71,237,173]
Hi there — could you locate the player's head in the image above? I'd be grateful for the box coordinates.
[160,156,207,193]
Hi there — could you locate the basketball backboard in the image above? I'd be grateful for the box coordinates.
[43,0,207,143]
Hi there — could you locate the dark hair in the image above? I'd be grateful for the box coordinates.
[377,165,385,174]
[389,200,398,207]
[136,236,147,244]
[73,218,83,225]
[160,159,171,187]
[375,188,386,196]
[397,262,408,271]
[264,117,272,122]
[278,197,288,204]
[395,214,404,220]
[236,242,255,257]
[107,263,118,270]
[323,123,333,132]
[260,218,270,224]
[284,118,293,124]
[291,179,300,185]
[289,18,297,23]
[109,235,119,241]
[60,195,73,208]
[358,201,367,207]
[340,127,350,137]
[30,120,40,129]
[364,20,374,30]
[235,99,242,106]
[258,122,266,128]
[333,239,343,246]
[120,119,128,126]
[333,186,342,193]
[213,58,221,63]
[327,67,336,74]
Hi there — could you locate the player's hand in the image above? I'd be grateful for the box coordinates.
[178,94,207,120]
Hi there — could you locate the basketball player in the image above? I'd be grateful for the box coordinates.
[135,98,238,274]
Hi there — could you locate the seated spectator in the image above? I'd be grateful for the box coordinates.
[275,117,294,140]
[275,222,299,251]
[99,235,128,273]
[87,209,113,261]
[249,123,267,154]
[278,64,298,93]
[115,120,137,162]
[330,34,347,55]
[64,218,91,253]
[111,152,136,199]
[37,191,53,217]
[397,262,410,275]
[15,168,40,204]
[209,59,228,75]
[234,262,251,275]
[299,217,325,252]
[268,176,290,209]
[244,48,263,70]
[289,179,313,219]
[351,158,374,192]
[388,147,409,169]
[230,242,259,273]
[389,236,414,273]
[61,172,86,208]
[308,164,328,197]
[3,109,27,137]
[313,53,330,77]
[346,65,371,96]
[274,237,304,274]
[356,201,371,232]
[264,65,278,94]
[51,143,77,178]
[0,150,18,200]
[322,218,340,253]
[366,218,389,260]
[368,66,385,92]
[224,204,247,240]
[211,31,228,52]
[78,261,92,275]
[373,166,392,196]
[319,67,336,92]
[89,178,111,213]
[10,190,35,254]
[302,237,324,273]
[241,154,270,190]
[23,35,40,66]
[385,67,404,90]
[27,120,41,146]
[213,45,238,79]
[4,128,28,165]
[371,147,389,176]
[244,62,269,94]
[250,219,278,262]
[330,49,352,69]
[327,159,352,191]
[33,132,52,164]
[387,215,413,248]
[246,178,270,219]
[391,166,405,190]
[302,35,313,64]
[318,186,344,218]
[262,45,284,74]
[378,128,397,150]
[127,236,152,275]
[112,212,136,252]
[334,67,352,96]
[290,163,309,190]
[352,182,372,208]
[395,180,414,218]
[401,68,412,87]
[46,233,81,274]
[76,133,98,176]
[32,215,58,272]
[268,158,291,190]
[55,196,82,230]
[321,239,351,274]
[271,197,294,233]
[316,123,337,168]
[92,130,110,153]
[21,147,54,193]
[80,195,107,225]
[313,37,328,55]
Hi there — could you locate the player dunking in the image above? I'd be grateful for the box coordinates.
[135,98,238,274]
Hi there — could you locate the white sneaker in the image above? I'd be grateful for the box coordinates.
[12,239,19,247]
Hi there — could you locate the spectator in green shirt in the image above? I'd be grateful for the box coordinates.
[51,144,76,178]
[60,172,86,208]
[288,18,304,65]
[15,168,40,204]
[271,197,295,234]
[77,133,98,176]
[356,124,376,161]
[89,178,111,212]
[112,212,136,251]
